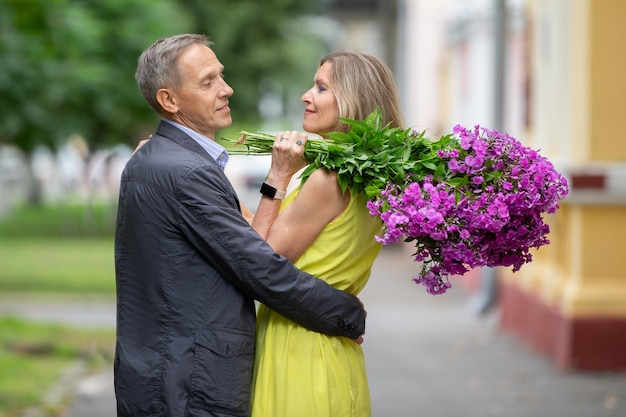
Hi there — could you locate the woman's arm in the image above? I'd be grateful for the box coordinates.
[251,131,308,239]
[240,203,255,224]
[255,167,350,263]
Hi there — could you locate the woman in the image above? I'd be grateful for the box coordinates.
[249,51,405,417]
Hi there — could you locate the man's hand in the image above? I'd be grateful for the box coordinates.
[353,298,366,344]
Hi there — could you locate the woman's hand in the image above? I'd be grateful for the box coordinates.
[131,134,152,157]
[266,131,309,188]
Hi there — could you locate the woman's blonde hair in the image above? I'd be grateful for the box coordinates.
[320,51,405,132]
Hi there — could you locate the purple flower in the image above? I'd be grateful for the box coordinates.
[448,159,461,172]
[368,124,569,295]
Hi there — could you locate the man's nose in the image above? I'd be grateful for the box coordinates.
[221,80,234,96]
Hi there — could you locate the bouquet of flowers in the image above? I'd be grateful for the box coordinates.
[224,109,569,295]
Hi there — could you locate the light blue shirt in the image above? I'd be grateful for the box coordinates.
[162,119,229,170]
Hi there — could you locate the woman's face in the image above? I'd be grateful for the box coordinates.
[301,62,339,135]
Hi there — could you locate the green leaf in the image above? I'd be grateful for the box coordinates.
[422,161,438,171]
[447,176,469,188]
[434,161,446,178]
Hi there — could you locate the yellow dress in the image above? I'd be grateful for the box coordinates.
[251,187,383,417]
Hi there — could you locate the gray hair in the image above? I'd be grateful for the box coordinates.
[320,51,405,132]
[135,34,213,114]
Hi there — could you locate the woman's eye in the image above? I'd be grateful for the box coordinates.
[318,86,327,92]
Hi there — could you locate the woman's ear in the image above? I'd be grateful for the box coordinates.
[156,88,178,114]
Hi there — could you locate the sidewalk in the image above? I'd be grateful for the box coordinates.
[4,245,626,417]
[362,247,626,417]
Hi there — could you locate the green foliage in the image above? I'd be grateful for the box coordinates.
[0,0,326,155]
[0,0,194,153]
[226,109,459,199]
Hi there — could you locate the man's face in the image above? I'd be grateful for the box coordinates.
[169,43,234,138]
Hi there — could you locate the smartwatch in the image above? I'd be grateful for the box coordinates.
[260,182,286,200]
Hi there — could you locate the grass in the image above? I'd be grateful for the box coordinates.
[0,202,116,416]
[0,317,115,417]
[0,202,116,295]
[0,202,116,239]
[0,238,115,294]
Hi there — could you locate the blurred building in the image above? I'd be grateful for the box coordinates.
[325,0,399,64]
[497,0,626,371]
[326,0,626,370]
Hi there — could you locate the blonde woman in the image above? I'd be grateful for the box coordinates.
[250,51,405,417]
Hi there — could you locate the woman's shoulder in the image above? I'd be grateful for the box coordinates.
[296,168,350,216]
[301,168,341,195]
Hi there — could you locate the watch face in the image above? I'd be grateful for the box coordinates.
[260,182,277,198]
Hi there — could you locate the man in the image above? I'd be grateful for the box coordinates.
[114,34,365,417]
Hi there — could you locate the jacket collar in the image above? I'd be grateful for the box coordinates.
[155,120,214,163]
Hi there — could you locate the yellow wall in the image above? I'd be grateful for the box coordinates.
[590,0,626,160]
[517,0,626,319]
[561,205,626,317]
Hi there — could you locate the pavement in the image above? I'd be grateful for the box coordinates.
[3,245,626,417]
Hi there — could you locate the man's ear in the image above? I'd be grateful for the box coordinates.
[156,88,178,114]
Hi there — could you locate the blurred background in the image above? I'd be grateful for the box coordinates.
[1,0,625,416]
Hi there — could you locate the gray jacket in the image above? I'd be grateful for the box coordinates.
[114,121,365,417]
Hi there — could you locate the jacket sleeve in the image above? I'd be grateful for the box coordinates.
[177,166,366,339]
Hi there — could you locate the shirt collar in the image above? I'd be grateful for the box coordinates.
[162,119,229,168]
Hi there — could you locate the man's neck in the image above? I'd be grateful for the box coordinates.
[164,116,215,141]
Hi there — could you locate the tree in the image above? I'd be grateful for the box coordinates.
[0,0,326,154]
[0,0,193,153]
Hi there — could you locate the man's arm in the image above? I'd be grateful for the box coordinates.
[179,168,365,339]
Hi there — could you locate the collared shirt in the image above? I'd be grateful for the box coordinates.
[162,119,229,170]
